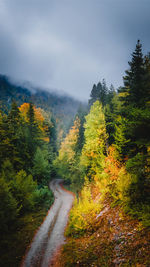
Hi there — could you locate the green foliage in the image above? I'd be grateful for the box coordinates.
[0,101,56,265]
[114,116,130,160]
[88,79,108,107]
[10,170,37,213]
[55,116,84,188]
[105,91,122,145]
[0,177,18,234]
[32,147,50,185]
[121,40,146,107]
[33,186,54,210]
[1,159,15,182]
[81,100,108,179]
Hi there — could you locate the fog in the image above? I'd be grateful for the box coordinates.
[0,0,150,100]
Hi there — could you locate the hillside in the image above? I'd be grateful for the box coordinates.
[0,74,83,134]
[54,41,150,266]
[57,191,150,266]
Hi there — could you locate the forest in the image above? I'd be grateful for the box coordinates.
[0,40,150,266]
[54,40,150,266]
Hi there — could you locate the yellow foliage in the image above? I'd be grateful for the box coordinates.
[66,180,102,236]
[116,167,131,201]
[58,117,80,163]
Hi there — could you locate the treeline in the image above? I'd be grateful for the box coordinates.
[0,102,56,241]
[0,74,81,143]
[55,40,150,235]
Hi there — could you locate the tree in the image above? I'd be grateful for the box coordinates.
[88,80,108,107]
[88,84,100,106]
[10,170,37,214]
[0,102,24,170]
[114,116,130,160]
[100,79,108,105]
[81,101,108,180]
[55,116,83,187]
[32,147,50,185]
[121,40,146,107]
[0,177,18,234]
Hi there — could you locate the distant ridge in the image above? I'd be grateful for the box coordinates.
[0,74,85,131]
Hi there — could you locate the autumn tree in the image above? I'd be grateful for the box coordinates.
[81,101,108,180]
[55,116,84,188]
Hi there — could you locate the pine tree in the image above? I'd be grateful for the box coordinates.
[88,84,100,106]
[100,79,108,105]
[26,103,41,165]
[114,116,130,160]
[121,40,146,107]
[1,102,24,170]
[89,80,108,107]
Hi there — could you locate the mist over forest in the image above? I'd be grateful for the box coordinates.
[0,1,150,266]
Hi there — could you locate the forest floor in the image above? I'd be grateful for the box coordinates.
[55,195,150,267]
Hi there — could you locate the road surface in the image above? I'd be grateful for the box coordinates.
[22,179,74,267]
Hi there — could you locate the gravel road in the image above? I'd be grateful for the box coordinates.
[22,179,74,267]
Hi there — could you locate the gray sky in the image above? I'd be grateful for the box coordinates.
[0,0,150,100]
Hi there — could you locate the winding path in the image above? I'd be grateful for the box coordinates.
[22,179,74,267]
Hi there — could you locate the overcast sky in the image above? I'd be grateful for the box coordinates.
[0,0,150,100]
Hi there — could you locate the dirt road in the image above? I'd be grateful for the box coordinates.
[22,179,74,267]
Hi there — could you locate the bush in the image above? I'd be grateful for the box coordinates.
[33,186,54,210]
[66,180,101,237]
[10,170,37,213]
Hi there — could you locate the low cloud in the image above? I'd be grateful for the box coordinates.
[0,0,150,100]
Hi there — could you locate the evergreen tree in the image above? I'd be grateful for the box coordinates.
[88,84,100,106]
[114,116,130,160]
[100,79,108,105]
[1,102,24,170]
[89,80,108,107]
[76,104,87,152]
[32,147,50,185]
[121,40,146,107]
[26,103,41,166]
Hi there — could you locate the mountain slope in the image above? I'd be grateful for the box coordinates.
[0,74,84,133]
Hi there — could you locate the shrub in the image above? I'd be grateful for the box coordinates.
[66,180,101,237]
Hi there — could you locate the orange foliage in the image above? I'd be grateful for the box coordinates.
[104,145,120,181]
[19,103,44,123]
[19,103,49,142]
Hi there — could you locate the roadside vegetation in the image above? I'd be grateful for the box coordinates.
[0,102,55,266]
[54,40,150,266]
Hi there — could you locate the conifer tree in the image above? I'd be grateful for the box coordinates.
[88,84,100,106]
[121,40,146,107]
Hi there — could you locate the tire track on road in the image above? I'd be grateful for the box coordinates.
[22,179,74,267]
